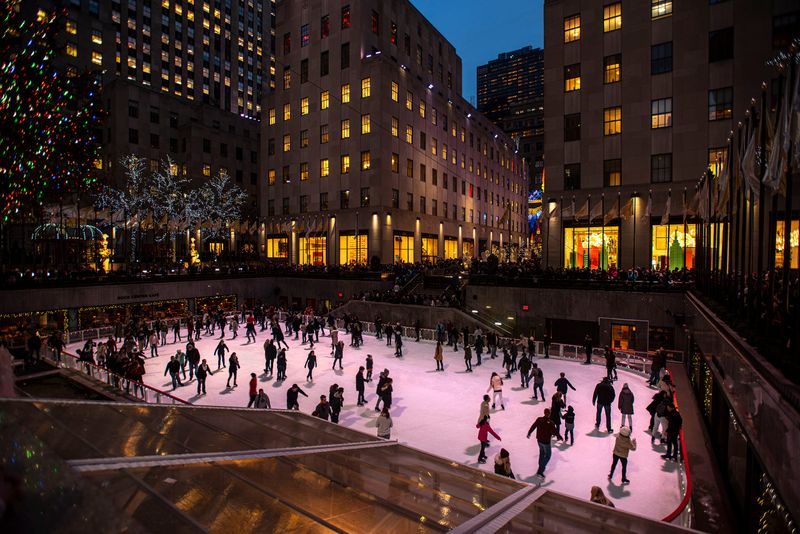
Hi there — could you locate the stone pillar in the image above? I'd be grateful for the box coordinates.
[369,211,380,265]
[414,217,421,264]
[382,213,394,264]
[457,225,463,259]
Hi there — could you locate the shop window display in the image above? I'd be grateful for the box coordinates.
[563,226,618,269]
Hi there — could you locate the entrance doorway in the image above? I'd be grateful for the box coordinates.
[611,324,634,350]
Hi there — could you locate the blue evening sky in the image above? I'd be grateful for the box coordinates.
[411,0,544,104]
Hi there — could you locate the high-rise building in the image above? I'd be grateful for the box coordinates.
[29,0,276,216]
[478,46,545,189]
[542,0,799,270]
[259,0,528,265]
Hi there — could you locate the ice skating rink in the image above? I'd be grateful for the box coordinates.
[73,328,683,519]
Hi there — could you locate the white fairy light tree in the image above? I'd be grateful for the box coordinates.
[96,155,150,263]
[198,170,248,240]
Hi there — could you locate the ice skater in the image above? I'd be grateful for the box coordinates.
[605,346,618,381]
[378,377,393,411]
[304,350,317,382]
[286,383,308,409]
[226,352,240,387]
[376,408,393,439]
[365,354,374,381]
[476,416,501,464]
[195,359,210,395]
[592,376,616,433]
[434,340,444,371]
[487,372,505,410]
[247,373,258,407]
[478,395,491,424]
[333,340,344,369]
[583,334,593,364]
[493,449,515,479]
[609,426,636,484]
[356,366,366,406]
[276,348,287,381]
[330,387,344,423]
[312,395,332,420]
[264,339,276,376]
[564,406,576,445]
[554,372,576,402]
[618,383,635,430]
[214,339,229,369]
[464,344,473,372]
[531,363,544,400]
[527,408,562,478]
[550,392,565,437]
[163,355,183,390]
[518,353,531,388]
[394,329,403,357]
[330,326,339,354]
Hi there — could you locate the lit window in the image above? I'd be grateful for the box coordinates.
[391,117,399,137]
[320,158,330,177]
[604,54,621,84]
[341,83,350,103]
[91,51,102,65]
[300,162,309,181]
[283,134,291,152]
[405,125,413,144]
[301,97,309,115]
[66,43,77,57]
[564,14,580,43]
[203,164,211,176]
[361,77,371,98]
[604,159,622,187]
[708,87,733,121]
[341,119,350,139]
[603,3,622,32]
[564,64,581,92]
[283,103,291,120]
[651,0,672,19]
[431,138,437,155]
[66,20,77,35]
[708,147,728,179]
[391,153,399,172]
[341,154,350,174]
[604,107,621,135]
[651,98,672,129]
[320,90,329,109]
[406,91,413,111]
[391,81,398,102]
[300,24,309,47]
[320,124,329,144]
[268,108,276,125]
[361,151,371,170]
[420,100,426,119]
[91,30,103,45]
[361,114,371,134]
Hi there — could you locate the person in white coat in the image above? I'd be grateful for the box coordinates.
[376,408,393,439]
[487,372,505,410]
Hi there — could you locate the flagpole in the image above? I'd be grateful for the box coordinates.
[560,195,564,267]
[601,193,605,270]
[748,100,758,278]
[571,195,576,268]
[768,70,785,307]
[617,192,620,269]
[682,187,687,269]
[782,62,795,319]
[632,193,637,269]
[758,85,768,278]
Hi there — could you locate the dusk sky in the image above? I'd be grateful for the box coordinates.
[411,0,544,104]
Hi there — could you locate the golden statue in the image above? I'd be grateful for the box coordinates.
[189,237,200,266]
[98,233,111,272]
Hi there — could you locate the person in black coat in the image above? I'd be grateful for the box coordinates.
[379,377,394,410]
[374,370,389,411]
[330,388,344,423]
[163,355,183,389]
[604,346,618,381]
[554,372,576,401]
[356,366,366,406]
[313,395,332,420]
[195,359,210,395]
[592,377,616,432]
[662,404,683,461]
[583,335,594,364]
[264,339,277,375]
[304,350,317,381]
[286,383,308,409]
[276,348,287,380]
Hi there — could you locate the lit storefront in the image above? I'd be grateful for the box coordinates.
[462,239,475,259]
[651,223,696,270]
[339,233,367,265]
[421,235,438,263]
[563,226,618,269]
[298,236,327,265]
[444,238,458,259]
[266,236,289,259]
[776,220,799,269]
[393,233,414,263]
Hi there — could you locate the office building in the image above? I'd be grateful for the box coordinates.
[259,0,528,265]
[478,46,545,188]
[542,0,799,270]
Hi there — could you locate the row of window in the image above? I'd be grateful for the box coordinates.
[563,88,732,142]
[562,147,728,189]
[565,1,674,44]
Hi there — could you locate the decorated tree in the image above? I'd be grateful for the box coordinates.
[0,0,103,221]
[96,155,149,263]
[198,171,248,240]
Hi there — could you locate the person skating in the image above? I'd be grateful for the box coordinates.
[254,388,271,409]
[172,320,181,343]
[394,330,403,358]
[518,353,532,388]
[648,347,667,386]
[554,372,576,402]
[304,350,317,382]
[330,326,339,354]
[487,372,505,410]
[330,387,344,423]
[276,348,287,381]
[163,355,183,390]
[312,395,332,420]
[478,395,491,424]
[214,339,229,369]
[608,426,637,484]
[176,349,187,380]
[564,406,576,445]
[649,391,670,443]
[149,331,159,358]
[605,346,618,381]
[376,408,393,439]
[590,486,615,508]
[356,366,366,406]
[618,383,635,430]
[379,377,394,411]
[434,341,444,371]
[245,314,257,343]
[333,341,344,369]
[531,363,544,400]
[286,383,308,409]
[196,359,210,395]
[464,344,473,372]
[662,403,683,461]
[272,322,288,350]
[384,323,393,346]
[365,354,374,381]
[230,316,239,339]
[226,352,241,387]
[246,373,258,407]
[264,339,276,376]
[583,334,593,364]
[374,369,389,411]
[187,343,200,380]
[542,332,551,358]
[493,449,515,479]
[527,408,562,478]
[592,376,616,433]
[414,318,421,342]
[550,392,566,437]
[476,416,501,464]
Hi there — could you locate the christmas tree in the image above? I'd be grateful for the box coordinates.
[0,0,103,221]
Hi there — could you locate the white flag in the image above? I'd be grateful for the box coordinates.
[740,128,760,200]
[660,193,671,226]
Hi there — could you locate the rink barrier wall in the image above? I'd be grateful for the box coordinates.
[61,311,692,527]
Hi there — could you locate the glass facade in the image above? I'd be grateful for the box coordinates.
[393,234,414,263]
[339,234,367,265]
[776,220,799,269]
[298,236,327,265]
[266,237,288,258]
[564,226,619,269]
[462,240,475,259]
[444,238,458,259]
[651,223,696,270]
[421,236,438,263]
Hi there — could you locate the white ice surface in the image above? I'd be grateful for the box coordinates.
[71,329,683,519]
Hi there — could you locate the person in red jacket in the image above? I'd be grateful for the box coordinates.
[527,408,563,478]
[246,373,258,407]
[476,416,501,464]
